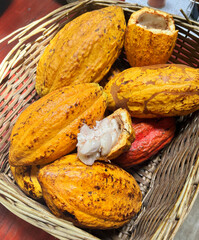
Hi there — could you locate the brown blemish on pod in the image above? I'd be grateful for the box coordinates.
[38,153,142,229]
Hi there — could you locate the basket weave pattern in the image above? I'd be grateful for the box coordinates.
[0,1,199,239]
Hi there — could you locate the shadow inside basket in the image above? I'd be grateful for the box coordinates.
[0,1,199,240]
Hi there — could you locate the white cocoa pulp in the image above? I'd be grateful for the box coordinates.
[137,13,168,30]
[77,118,121,165]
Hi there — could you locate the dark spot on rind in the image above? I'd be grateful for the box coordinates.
[69,133,76,140]
[27,145,33,149]
[33,137,39,143]
[128,192,135,199]
[12,133,18,137]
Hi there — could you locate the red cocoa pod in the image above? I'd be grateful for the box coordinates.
[113,117,176,168]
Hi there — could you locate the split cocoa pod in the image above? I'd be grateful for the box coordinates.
[124,7,178,67]
[77,108,135,165]
[114,117,176,168]
[104,64,199,118]
[36,6,126,97]
[9,83,107,167]
[38,153,142,229]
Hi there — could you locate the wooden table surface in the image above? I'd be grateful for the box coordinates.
[0,1,64,239]
[0,203,58,240]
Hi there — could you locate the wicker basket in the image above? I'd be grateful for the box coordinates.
[0,0,199,239]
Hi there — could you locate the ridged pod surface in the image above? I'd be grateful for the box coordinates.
[114,117,176,168]
[38,154,142,229]
[36,6,126,96]
[10,165,43,200]
[104,64,199,118]
[9,83,107,166]
[124,7,178,67]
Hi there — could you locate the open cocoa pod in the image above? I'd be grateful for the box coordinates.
[124,7,178,67]
[77,108,135,165]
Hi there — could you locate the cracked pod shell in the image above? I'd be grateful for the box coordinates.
[124,7,178,67]
[100,108,135,161]
[77,108,135,165]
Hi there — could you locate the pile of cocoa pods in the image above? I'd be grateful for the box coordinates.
[9,6,199,230]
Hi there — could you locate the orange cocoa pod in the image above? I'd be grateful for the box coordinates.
[36,6,126,97]
[9,83,107,166]
[38,153,142,229]
[113,117,176,168]
[104,64,199,118]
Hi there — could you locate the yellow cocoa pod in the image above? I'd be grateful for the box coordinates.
[10,165,43,200]
[36,6,126,97]
[38,153,142,229]
[124,7,178,67]
[104,64,199,118]
[9,83,107,166]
